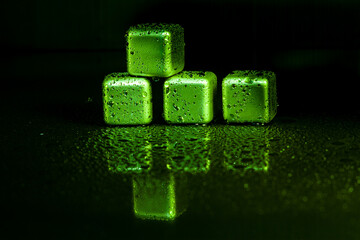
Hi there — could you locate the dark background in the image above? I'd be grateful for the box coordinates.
[1,1,360,239]
[2,0,360,116]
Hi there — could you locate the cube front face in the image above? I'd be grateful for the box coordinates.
[222,70,277,123]
[126,23,185,77]
[103,73,152,125]
[163,71,217,124]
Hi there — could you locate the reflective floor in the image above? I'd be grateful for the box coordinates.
[3,107,360,239]
[80,117,360,220]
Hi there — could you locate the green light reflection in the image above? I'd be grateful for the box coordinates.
[133,172,187,221]
[102,127,152,174]
[100,126,213,220]
[222,125,270,174]
[165,125,211,173]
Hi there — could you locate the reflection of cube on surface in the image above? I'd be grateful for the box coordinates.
[165,126,211,173]
[222,126,270,174]
[126,23,185,77]
[104,127,153,173]
[133,173,187,221]
[103,73,152,125]
[222,70,277,123]
[163,71,217,124]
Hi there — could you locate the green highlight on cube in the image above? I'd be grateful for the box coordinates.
[222,70,277,124]
[164,71,217,124]
[103,73,152,125]
[126,23,185,77]
[103,23,278,125]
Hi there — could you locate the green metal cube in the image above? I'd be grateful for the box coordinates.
[163,71,217,124]
[126,23,185,77]
[222,70,277,123]
[103,72,152,125]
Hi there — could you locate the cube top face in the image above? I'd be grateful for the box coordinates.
[222,70,277,123]
[230,70,275,81]
[103,72,152,125]
[126,23,185,77]
[164,71,217,124]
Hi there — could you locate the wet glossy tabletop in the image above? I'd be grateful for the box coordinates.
[3,107,360,239]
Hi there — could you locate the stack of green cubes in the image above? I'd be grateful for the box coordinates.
[103,23,277,125]
[103,23,217,125]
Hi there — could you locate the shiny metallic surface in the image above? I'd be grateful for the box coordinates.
[103,72,152,125]
[126,23,185,77]
[163,71,217,124]
[222,70,277,123]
